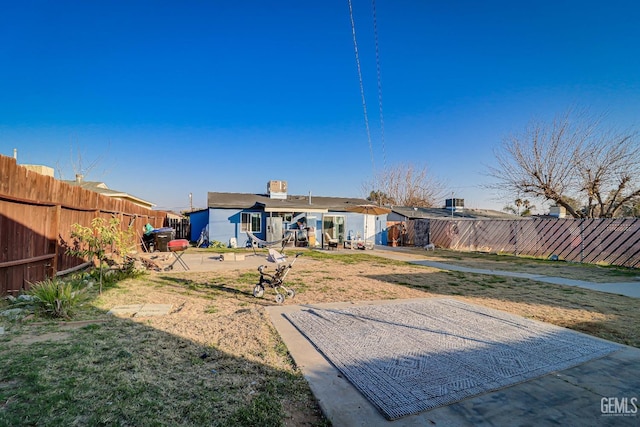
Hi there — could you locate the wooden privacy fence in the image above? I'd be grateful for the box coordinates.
[410,217,640,269]
[164,217,190,240]
[1,155,166,295]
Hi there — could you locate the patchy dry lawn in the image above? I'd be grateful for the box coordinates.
[413,248,640,282]
[1,248,638,426]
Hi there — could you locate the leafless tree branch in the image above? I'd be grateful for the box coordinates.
[362,163,446,207]
[488,110,640,218]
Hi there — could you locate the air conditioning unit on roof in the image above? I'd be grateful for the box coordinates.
[445,198,464,211]
[267,180,288,199]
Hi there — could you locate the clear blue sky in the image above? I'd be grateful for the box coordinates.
[2,1,639,212]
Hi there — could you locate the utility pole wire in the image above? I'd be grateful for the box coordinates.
[348,0,376,186]
[371,0,387,173]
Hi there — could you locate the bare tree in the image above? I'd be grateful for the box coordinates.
[489,111,640,218]
[363,163,446,207]
[575,130,640,217]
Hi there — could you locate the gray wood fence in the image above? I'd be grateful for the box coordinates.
[408,217,640,269]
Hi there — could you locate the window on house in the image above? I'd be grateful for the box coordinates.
[241,212,262,232]
[323,215,345,242]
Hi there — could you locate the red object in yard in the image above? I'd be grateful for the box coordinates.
[165,239,190,271]
[168,239,189,252]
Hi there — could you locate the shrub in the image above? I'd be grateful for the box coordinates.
[67,217,136,294]
[28,278,86,319]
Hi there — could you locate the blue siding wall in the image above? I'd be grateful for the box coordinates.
[344,213,363,240]
[208,209,246,246]
[343,213,388,245]
[204,208,389,248]
[376,216,388,245]
[189,210,210,242]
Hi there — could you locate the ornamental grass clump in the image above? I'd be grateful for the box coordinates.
[28,278,86,319]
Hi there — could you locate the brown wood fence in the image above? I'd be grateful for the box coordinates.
[1,155,166,295]
[410,217,640,268]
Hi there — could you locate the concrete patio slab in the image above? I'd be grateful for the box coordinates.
[150,252,270,273]
[267,299,640,426]
[134,304,173,317]
[107,304,144,316]
[107,304,172,317]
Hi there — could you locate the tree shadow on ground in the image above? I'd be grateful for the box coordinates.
[0,303,326,426]
[365,269,640,348]
[157,274,259,299]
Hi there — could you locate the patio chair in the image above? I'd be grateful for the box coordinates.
[324,232,339,250]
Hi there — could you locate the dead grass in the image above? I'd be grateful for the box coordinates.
[1,248,638,426]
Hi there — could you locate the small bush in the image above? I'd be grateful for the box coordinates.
[209,240,227,248]
[75,264,144,291]
[28,278,86,319]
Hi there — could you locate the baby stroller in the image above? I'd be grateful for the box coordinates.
[253,250,303,304]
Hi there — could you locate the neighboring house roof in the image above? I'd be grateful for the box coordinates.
[207,192,371,213]
[62,180,155,209]
[164,211,184,220]
[185,208,209,216]
[390,206,520,220]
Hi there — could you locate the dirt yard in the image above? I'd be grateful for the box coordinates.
[98,249,640,350]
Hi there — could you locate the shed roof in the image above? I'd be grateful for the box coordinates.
[207,192,371,213]
[390,206,519,220]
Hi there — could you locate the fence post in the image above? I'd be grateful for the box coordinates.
[50,204,61,276]
[580,218,584,263]
[513,220,518,256]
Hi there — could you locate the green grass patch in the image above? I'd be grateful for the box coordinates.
[396,281,412,287]
[286,279,309,293]
[223,387,284,427]
[302,250,404,266]
[237,271,260,284]
[559,287,586,294]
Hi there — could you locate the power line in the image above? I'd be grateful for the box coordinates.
[347,0,376,181]
[371,0,387,172]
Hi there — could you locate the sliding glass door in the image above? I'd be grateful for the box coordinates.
[323,215,345,243]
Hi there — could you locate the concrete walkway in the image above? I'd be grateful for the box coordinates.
[141,251,270,272]
[371,247,640,299]
[268,299,640,426]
